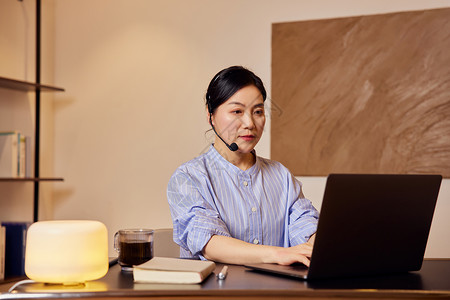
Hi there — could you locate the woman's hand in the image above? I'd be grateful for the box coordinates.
[271,242,313,266]
[202,234,316,267]
[266,234,316,266]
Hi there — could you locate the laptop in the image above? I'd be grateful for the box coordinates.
[245,173,442,280]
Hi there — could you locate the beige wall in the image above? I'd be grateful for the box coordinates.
[2,0,449,258]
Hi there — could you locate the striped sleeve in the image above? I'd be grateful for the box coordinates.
[167,168,231,259]
[287,174,319,245]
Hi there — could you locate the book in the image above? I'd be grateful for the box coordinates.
[0,226,5,280]
[1,222,31,277]
[0,131,19,177]
[0,131,26,178]
[18,134,26,178]
[133,257,216,284]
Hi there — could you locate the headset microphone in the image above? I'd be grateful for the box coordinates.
[209,113,238,152]
[228,141,239,151]
[212,125,238,151]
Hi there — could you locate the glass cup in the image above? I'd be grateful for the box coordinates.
[113,229,153,271]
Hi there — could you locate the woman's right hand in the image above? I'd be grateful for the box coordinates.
[203,235,314,267]
[271,242,313,266]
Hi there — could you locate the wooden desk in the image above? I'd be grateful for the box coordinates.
[1,259,450,299]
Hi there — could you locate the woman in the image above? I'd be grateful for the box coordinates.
[167,66,319,266]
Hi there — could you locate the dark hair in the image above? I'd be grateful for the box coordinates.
[206,66,267,114]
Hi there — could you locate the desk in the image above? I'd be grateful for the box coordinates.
[1,259,450,299]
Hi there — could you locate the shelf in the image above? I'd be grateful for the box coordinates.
[0,76,64,92]
[0,177,64,182]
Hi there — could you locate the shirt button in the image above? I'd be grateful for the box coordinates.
[251,207,257,212]
[243,181,248,186]
[253,238,259,245]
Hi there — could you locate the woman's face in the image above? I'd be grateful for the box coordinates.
[211,85,266,154]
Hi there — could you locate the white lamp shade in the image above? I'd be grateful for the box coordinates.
[25,220,109,284]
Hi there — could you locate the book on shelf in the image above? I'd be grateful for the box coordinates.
[0,226,5,280]
[0,131,27,178]
[19,134,26,177]
[133,257,216,284]
[1,222,31,278]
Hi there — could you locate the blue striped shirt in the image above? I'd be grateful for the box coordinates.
[167,145,319,259]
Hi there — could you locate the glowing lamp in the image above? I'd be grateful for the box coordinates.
[25,220,108,284]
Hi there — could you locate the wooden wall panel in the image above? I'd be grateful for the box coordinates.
[271,8,450,177]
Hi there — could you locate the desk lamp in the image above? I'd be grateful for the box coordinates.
[25,220,108,285]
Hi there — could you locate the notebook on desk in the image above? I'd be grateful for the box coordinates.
[245,173,442,280]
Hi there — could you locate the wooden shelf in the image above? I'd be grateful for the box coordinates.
[0,177,64,182]
[0,1,65,223]
[0,76,64,92]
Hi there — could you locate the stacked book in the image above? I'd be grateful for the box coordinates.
[133,257,216,284]
[1,222,31,279]
[0,131,27,178]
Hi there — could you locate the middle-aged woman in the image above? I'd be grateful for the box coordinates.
[167,66,319,266]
